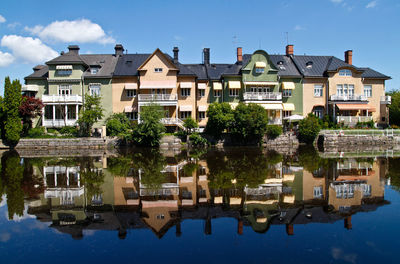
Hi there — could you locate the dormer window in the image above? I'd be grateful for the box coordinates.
[91,67,100,74]
[306,61,313,69]
[339,69,352,76]
[154,68,163,73]
[56,65,72,76]
[255,62,266,73]
[277,61,286,70]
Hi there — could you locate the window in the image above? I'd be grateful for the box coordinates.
[337,84,355,97]
[198,111,206,119]
[181,88,191,97]
[126,112,138,120]
[348,84,354,97]
[57,69,72,76]
[339,69,352,76]
[198,89,205,97]
[214,90,221,97]
[313,186,323,199]
[229,89,239,97]
[335,184,354,199]
[283,89,292,97]
[364,85,372,97]
[313,107,324,119]
[283,111,292,118]
[58,85,72,95]
[362,184,371,197]
[337,84,343,96]
[90,67,99,74]
[89,83,101,96]
[255,68,264,73]
[127,90,136,98]
[314,85,323,97]
[179,111,191,119]
[154,68,163,73]
[156,214,165,220]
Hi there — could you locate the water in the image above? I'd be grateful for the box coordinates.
[0,146,399,264]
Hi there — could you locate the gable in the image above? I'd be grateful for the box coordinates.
[243,50,278,72]
[138,49,178,72]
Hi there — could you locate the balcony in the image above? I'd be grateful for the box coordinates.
[138,93,178,102]
[243,92,282,101]
[22,84,39,92]
[337,116,373,125]
[330,94,367,101]
[42,95,83,104]
[380,96,391,105]
[161,118,184,128]
[43,119,77,127]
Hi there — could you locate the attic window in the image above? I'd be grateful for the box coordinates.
[91,67,100,74]
[306,61,313,69]
[339,69,352,76]
[154,68,163,73]
[126,60,132,64]
[277,61,286,70]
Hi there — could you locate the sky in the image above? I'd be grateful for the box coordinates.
[0,0,399,95]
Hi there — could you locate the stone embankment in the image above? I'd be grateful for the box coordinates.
[13,138,116,150]
[160,135,182,148]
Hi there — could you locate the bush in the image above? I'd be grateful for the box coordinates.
[27,127,46,138]
[205,102,234,139]
[355,120,374,129]
[59,126,78,137]
[266,125,282,140]
[189,133,209,147]
[298,114,321,144]
[106,113,131,138]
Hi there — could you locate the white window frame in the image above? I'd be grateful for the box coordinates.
[314,84,323,97]
[313,108,324,119]
[179,111,191,119]
[364,85,372,98]
[339,69,352,76]
[198,111,206,120]
[126,112,138,121]
[57,70,72,76]
[58,85,72,96]
[229,89,239,97]
[283,111,292,118]
[154,68,163,73]
[214,90,221,97]
[313,186,323,199]
[89,83,101,96]
[181,88,191,97]
[282,89,292,97]
[198,89,205,97]
[127,90,137,98]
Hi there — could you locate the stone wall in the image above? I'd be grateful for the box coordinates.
[14,138,112,150]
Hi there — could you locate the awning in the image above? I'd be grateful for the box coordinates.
[336,104,375,111]
[56,65,72,70]
[282,82,295,89]
[255,61,266,68]
[21,85,39,92]
[180,82,192,88]
[282,103,295,111]
[229,81,241,89]
[229,102,239,109]
[198,105,207,112]
[283,114,304,121]
[140,80,176,89]
[124,106,138,112]
[198,83,207,89]
[124,83,138,89]
[179,105,193,111]
[244,81,279,86]
[260,103,283,110]
[213,82,222,90]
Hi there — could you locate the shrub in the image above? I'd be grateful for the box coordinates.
[183,117,198,134]
[27,127,46,138]
[3,78,22,146]
[205,102,234,139]
[266,125,282,140]
[298,114,321,144]
[77,94,104,137]
[189,133,209,147]
[59,126,78,137]
[106,113,131,138]
[355,120,375,129]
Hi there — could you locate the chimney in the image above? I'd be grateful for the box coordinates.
[203,48,210,65]
[68,45,80,55]
[286,44,294,56]
[114,44,124,56]
[32,65,43,72]
[345,50,353,65]
[173,47,179,64]
[237,47,243,64]
[286,224,294,236]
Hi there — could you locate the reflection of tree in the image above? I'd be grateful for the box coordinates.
[107,156,133,177]
[297,145,334,173]
[387,158,400,192]
[79,158,105,200]
[1,151,24,220]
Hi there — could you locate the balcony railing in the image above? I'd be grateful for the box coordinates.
[43,119,77,127]
[336,116,373,124]
[138,94,178,101]
[42,95,83,103]
[380,96,391,104]
[243,92,282,101]
[330,94,367,101]
[161,118,184,127]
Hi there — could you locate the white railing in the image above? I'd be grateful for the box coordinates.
[22,84,39,92]
[44,187,84,199]
[138,94,178,101]
[243,92,282,101]
[161,118,184,127]
[380,96,391,104]
[330,94,367,101]
[42,95,83,103]
[336,116,373,124]
[320,129,400,136]
[268,118,282,125]
[43,119,77,127]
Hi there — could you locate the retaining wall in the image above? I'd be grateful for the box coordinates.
[14,138,112,150]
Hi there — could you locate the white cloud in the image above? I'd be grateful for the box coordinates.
[7,22,21,30]
[174,35,183,41]
[1,35,58,64]
[0,233,10,242]
[25,19,115,44]
[294,25,306,31]
[0,51,15,67]
[366,1,377,8]
[0,15,6,23]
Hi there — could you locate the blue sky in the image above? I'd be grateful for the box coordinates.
[0,0,399,94]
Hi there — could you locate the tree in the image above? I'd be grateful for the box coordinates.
[3,77,22,146]
[388,90,400,126]
[298,113,321,144]
[231,103,269,144]
[205,102,234,139]
[131,103,165,147]
[183,117,198,134]
[19,96,44,134]
[77,94,104,137]
[106,113,132,138]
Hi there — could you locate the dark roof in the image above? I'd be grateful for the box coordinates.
[183,64,208,80]
[326,56,358,72]
[81,54,118,78]
[270,55,301,77]
[206,64,234,80]
[359,67,391,79]
[291,55,332,77]
[46,50,88,66]
[25,65,48,80]
[113,54,151,76]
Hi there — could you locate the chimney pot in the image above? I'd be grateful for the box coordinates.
[203,48,210,65]
[237,47,243,64]
[345,50,353,65]
[114,44,124,56]
[286,45,294,56]
[68,45,80,55]
[173,47,179,64]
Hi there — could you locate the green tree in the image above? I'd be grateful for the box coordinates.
[388,90,400,126]
[3,77,22,146]
[205,102,234,139]
[183,117,198,134]
[298,113,321,144]
[106,113,132,138]
[131,103,165,147]
[231,103,269,144]
[77,94,104,137]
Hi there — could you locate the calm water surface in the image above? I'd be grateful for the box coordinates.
[0,147,400,264]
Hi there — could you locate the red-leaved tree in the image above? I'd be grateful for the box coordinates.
[19,96,44,131]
